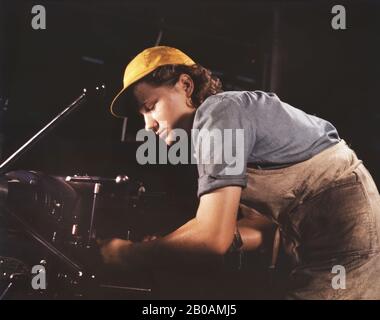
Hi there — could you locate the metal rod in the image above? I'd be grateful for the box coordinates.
[99,284,152,293]
[121,117,128,142]
[7,208,83,273]
[0,85,105,173]
[0,92,86,173]
[0,282,13,300]
[87,182,101,247]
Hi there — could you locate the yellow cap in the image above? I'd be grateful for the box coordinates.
[110,46,196,118]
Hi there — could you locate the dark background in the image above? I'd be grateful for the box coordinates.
[0,0,379,181]
[0,0,379,298]
[1,0,379,238]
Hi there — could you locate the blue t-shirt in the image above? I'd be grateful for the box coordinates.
[192,91,340,197]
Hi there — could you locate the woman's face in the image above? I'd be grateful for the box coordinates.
[133,74,195,145]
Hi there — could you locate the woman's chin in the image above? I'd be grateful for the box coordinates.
[162,129,175,146]
[162,129,184,146]
[164,136,174,146]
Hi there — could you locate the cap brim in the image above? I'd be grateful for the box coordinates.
[110,87,138,118]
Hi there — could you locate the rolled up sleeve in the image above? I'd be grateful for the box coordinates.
[192,95,255,198]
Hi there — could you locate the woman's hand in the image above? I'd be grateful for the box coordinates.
[98,238,133,265]
[142,235,159,242]
[237,208,276,252]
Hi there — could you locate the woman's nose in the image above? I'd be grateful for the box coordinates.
[144,114,159,132]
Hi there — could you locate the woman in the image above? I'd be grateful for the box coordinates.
[100,46,380,299]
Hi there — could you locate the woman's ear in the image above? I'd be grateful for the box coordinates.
[178,74,194,98]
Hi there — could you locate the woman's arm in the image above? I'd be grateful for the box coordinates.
[237,207,276,252]
[100,186,242,268]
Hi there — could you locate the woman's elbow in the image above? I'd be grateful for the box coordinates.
[206,237,233,256]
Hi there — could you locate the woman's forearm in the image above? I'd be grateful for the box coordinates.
[237,216,276,252]
[124,217,223,271]
[238,224,263,251]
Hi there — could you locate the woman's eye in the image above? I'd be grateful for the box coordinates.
[147,104,156,112]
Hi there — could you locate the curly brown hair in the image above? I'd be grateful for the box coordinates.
[132,64,223,108]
